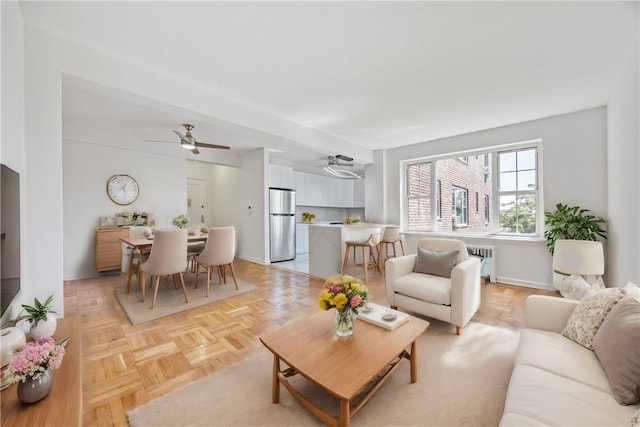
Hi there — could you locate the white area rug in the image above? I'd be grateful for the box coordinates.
[128,319,519,426]
[115,273,257,325]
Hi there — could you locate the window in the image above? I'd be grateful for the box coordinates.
[484,194,490,223]
[403,141,540,236]
[406,162,431,230]
[436,180,442,219]
[498,148,537,234]
[452,186,468,227]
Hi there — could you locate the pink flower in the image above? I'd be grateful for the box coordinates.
[350,295,362,307]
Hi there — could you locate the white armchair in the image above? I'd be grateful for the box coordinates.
[385,237,481,335]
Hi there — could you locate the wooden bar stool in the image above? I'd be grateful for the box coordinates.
[379,226,405,269]
[341,233,382,284]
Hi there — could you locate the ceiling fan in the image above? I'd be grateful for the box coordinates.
[323,154,362,179]
[144,123,230,154]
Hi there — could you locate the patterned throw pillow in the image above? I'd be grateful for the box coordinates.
[561,287,626,349]
[631,408,640,427]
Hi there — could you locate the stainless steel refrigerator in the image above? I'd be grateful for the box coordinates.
[269,187,296,262]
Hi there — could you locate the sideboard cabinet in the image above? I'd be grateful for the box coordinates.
[95,227,130,272]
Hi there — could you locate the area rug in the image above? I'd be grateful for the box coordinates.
[115,273,258,325]
[127,319,519,426]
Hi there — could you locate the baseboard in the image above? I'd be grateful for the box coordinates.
[496,276,555,291]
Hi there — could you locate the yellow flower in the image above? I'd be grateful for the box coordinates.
[332,293,348,310]
[318,297,329,311]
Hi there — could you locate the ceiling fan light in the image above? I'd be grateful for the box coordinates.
[181,139,196,150]
[323,165,362,179]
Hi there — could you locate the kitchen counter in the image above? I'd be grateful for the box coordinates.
[308,223,382,280]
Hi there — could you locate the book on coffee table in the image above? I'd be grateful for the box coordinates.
[357,303,410,330]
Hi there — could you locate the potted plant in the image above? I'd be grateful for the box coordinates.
[14,295,58,340]
[172,214,190,229]
[544,203,607,254]
[544,203,607,292]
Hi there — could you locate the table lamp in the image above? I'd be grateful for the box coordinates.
[552,239,605,299]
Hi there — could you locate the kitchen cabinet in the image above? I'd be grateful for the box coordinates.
[296,223,309,254]
[294,171,360,208]
[95,226,130,272]
[354,179,364,207]
[268,164,295,189]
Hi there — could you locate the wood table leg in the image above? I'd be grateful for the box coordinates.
[126,250,135,292]
[410,340,418,383]
[272,355,280,403]
[339,399,350,427]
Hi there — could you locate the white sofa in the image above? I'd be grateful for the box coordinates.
[500,295,640,426]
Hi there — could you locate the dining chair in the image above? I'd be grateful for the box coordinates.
[194,226,238,296]
[140,229,190,309]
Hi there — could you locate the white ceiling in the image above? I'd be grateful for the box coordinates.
[19,1,639,172]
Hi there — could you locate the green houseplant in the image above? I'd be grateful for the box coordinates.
[14,295,58,339]
[544,203,607,255]
[172,214,190,229]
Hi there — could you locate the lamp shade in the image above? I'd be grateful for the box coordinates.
[553,239,604,275]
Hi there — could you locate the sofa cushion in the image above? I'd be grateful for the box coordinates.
[392,272,451,305]
[515,329,611,393]
[413,247,458,278]
[561,287,625,349]
[500,364,639,427]
[593,296,640,405]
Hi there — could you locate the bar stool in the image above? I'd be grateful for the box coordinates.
[341,233,382,284]
[379,226,405,269]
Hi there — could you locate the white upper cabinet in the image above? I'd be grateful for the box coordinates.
[268,164,295,189]
[292,171,360,208]
[354,179,365,207]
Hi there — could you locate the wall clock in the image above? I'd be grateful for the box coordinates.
[106,174,139,206]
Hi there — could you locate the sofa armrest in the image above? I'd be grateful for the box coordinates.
[450,257,481,327]
[385,254,417,305]
[524,295,578,333]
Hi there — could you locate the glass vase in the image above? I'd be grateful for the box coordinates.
[17,369,53,404]
[334,309,356,337]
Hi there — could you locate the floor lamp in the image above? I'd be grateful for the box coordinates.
[552,239,605,300]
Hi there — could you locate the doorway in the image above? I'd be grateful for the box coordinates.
[187,178,206,226]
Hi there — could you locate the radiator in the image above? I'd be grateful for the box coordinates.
[466,245,496,283]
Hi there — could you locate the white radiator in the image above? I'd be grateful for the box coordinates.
[466,245,496,283]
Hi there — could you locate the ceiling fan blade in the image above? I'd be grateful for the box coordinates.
[172,129,185,140]
[195,141,231,150]
[143,139,176,144]
[190,147,200,155]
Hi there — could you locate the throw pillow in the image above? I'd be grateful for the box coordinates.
[561,287,625,349]
[593,296,640,405]
[413,247,459,278]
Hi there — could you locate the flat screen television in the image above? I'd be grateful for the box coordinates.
[1,164,21,317]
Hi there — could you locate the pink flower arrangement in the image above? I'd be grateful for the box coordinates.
[6,336,65,383]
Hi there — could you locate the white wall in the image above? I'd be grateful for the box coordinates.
[62,139,187,279]
[0,0,29,323]
[383,108,608,289]
[238,148,268,264]
[607,34,640,286]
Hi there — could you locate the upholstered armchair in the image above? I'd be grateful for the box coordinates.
[385,237,481,335]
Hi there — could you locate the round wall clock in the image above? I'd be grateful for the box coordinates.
[106,174,139,206]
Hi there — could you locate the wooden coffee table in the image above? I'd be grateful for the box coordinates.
[259,309,429,427]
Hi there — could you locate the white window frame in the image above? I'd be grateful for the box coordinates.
[401,139,543,237]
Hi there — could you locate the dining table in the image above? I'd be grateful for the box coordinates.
[119,233,208,301]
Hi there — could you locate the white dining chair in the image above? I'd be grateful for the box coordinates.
[140,229,190,308]
[194,226,238,296]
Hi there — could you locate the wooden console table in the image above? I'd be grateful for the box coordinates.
[1,315,82,427]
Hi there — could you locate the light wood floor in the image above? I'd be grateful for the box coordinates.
[63,258,557,427]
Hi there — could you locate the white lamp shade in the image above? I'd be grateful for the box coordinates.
[553,239,604,275]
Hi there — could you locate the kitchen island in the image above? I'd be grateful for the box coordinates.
[308,223,382,280]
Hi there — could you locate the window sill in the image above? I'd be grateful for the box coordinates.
[401,230,546,246]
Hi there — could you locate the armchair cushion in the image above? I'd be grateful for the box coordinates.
[413,247,459,278]
[393,272,452,305]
